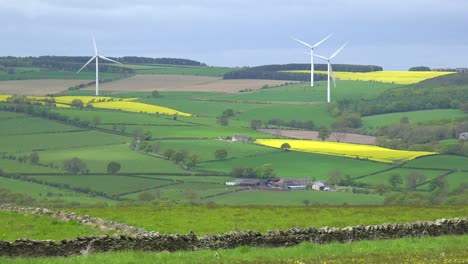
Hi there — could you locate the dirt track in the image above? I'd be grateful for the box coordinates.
[0,80,87,95]
[93,75,293,93]
[258,129,377,145]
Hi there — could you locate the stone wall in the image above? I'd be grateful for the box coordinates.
[0,216,466,257]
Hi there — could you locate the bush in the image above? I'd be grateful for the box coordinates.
[107,162,121,174]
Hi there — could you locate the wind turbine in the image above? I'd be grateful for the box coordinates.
[290,34,333,87]
[313,42,349,103]
[77,37,121,96]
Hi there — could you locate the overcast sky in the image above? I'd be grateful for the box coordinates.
[1,0,467,69]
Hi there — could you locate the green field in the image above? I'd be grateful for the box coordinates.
[28,175,173,196]
[0,131,127,153]
[0,177,113,204]
[446,172,468,191]
[34,144,186,173]
[198,151,392,179]
[0,111,27,119]
[0,117,83,136]
[0,159,61,173]
[206,190,385,206]
[71,205,467,235]
[107,63,235,76]
[355,168,446,186]
[404,155,468,171]
[362,109,467,132]
[203,81,399,102]
[0,211,116,241]
[0,70,123,81]
[2,236,467,264]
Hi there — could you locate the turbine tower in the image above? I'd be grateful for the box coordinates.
[290,34,333,87]
[77,37,121,96]
[313,42,349,103]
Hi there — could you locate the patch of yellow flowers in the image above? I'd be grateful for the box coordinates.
[0,95,191,116]
[255,139,436,163]
[281,70,455,84]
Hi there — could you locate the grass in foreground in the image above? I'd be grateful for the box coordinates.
[71,205,468,235]
[0,211,116,241]
[2,235,467,263]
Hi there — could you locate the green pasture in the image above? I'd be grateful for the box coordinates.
[51,108,182,125]
[198,151,392,179]
[28,175,173,196]
[445,172,468,191]
[0,131,127,153]
[0,111,27,119]
[35,144,186,173]
[0,211,116,242]
[0,116,82,136]
[361,109,466,132]
[156,139,276,161]
[135,66,234,76]
[207,190,384,206]
[0,70,122,81]
[71,205,467,235]
[355,168,446,186]
[0,159,61,173]
[0,177,113,204]
[143,175,233,184]
[205,80,399,102]
[2,236,467,264]
[404,155,468,171]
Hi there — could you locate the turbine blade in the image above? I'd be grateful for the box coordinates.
[77,56,96,73]
[92,35,98,55]
[290,36,313,49]
[313,54,329,60]
[311,33,333,48]
[330,64,336,87]
[330,41,349,59]
[99,55,121,64]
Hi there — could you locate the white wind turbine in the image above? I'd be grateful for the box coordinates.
[313,42,349,103]
[290,34,333,87]
[77,37,121,96]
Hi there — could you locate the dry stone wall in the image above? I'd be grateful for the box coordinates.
[0,215,466,257]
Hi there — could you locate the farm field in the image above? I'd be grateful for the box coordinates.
[0,177,113,204]
[355,168,446,185]
[33,144,186,173]
[361,109,467,132]
[71,205,468,235]
[2,236,467,264]
[0,211,116,241]
[92,74,293,93]
[0,116,83,136]
[0,70,123,82]
[0,131,127,153]
[0,80,90,95]
[109,63,235,76]
[445,172,468,191]
[258,129,377,145]
[0,160,61,173]
[283,70,456,84]
[255,139,436,163]
[28,175,174,196]
[198,151,393,179]
[403,155,468,171]
[205,80,399,102]
[205,190,385,206]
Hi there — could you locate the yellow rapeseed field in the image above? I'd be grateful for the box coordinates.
[282,70,455,84]
[92,101,191,116]
[0,95,191,116]
[255,139,436,163]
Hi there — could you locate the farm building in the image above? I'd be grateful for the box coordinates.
[273,178,311,190]
[226,178,261,187]
[459,132,468,141]
[312,181,330,191]
[232,135,251,142]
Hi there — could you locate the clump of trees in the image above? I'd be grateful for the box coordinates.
[214,149,228,160]
[409,66,431,71]
[107,162,121,174]
[162,148,200,169]
[217,109,235,126]
[230,164,275,179]
[63,158,88,174]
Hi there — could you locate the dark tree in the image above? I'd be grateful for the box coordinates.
[409,66,431,71]
[222,109,235,117]
[250,119,263,129]
[151,90,161,98]
[107,161,121,174]
[318,128,331,141]
[29,152,39,164]
[71,99,84,109]
[280,143,291,151]
[217,115,229,126]
[163,149,176,159]
[389,174,403,188]
[64,158,88,174]
[214,149,228,160]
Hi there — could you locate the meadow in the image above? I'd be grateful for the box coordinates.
[0,116,83,136]
[2,236,467,263]
[403,155,468,171]
[361,109,466,132]
[355,168,446,186]
[283,70,456,84]
[70,205,468,235]
[0,211,116,242]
